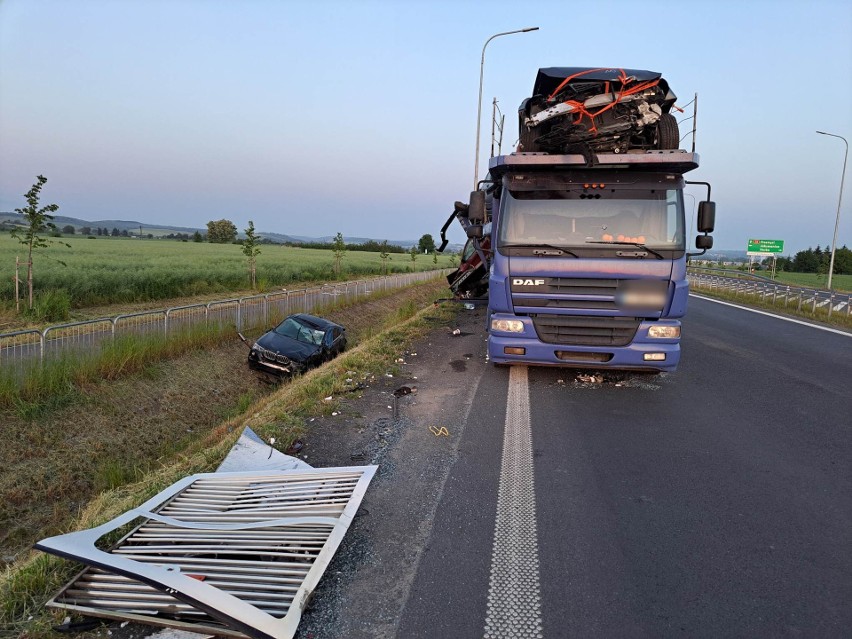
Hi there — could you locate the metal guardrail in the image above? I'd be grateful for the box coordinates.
[688,269,851,320]
[0,270,447,379]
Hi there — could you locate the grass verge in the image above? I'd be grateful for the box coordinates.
[691,282,852,330]
[0,293,456,637]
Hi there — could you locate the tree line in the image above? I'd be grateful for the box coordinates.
[771,245,852,275]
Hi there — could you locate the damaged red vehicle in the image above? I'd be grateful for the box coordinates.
[518,67,680,155]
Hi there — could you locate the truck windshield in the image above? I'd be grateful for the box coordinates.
[499,188,684,251]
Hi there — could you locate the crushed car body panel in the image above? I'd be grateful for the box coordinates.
[217,426,313,473]
[37,465,377,639]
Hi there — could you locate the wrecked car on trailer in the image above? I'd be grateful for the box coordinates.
[245,313,347,377]
[518,67,680,155]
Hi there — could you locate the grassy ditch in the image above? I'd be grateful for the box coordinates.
[0,285,456,636]
[690,282,852,330]
[0,324,229,416]
[0,274,446,414]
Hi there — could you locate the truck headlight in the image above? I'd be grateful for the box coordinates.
[648,326,680,338]
[491,319,524,333]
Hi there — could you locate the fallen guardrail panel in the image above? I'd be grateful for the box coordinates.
[36,465,377,639]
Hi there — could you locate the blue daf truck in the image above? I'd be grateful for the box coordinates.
[440,68,715,373]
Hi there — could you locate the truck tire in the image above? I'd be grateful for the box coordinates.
[655,113,679,149]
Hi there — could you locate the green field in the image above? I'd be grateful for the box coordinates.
[0,235,455,309]
[770,271,852,293]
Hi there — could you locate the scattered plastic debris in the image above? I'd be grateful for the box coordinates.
[429,426,450,437]
[576,373,604,383]
[452,328,461,335]
[323,396,333,402]
[331,412,339,416]
[286,440,304,455]
[393,386,416,397]
[464,303,475,310]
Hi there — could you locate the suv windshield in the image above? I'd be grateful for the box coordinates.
[274,317,325,345]
[499,188,684,250]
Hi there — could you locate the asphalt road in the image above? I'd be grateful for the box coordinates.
[387,296,852,638]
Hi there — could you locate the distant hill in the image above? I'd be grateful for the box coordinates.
[0,212,445,249]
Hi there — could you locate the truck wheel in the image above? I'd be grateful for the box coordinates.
[655,113,679,149]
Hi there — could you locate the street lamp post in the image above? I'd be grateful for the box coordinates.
[474,27,539,190]
[816,131,848,291]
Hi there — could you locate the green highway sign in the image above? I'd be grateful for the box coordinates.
[747,239,784,255]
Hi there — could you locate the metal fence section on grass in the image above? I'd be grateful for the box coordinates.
[0,270,449,379]
[688,268,852,320]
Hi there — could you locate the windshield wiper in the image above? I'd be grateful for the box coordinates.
[502,243,579,258]
[585,240,665,260]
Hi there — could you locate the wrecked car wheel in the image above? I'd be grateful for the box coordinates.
[655,112,679,149]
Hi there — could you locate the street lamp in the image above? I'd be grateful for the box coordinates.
[474,27,539,190]
[816,130,848,291]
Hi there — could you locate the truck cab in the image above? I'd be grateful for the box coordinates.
[468,150,714,373]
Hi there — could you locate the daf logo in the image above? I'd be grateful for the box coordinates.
[513,278,545,286]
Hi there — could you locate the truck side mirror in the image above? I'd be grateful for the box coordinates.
[466,224,484,239]
[696,234,713,250]
[469,191,486,222]
[697,201,715,233]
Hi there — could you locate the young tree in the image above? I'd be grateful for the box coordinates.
[379,239,390,275]
[432,251,438,267]
[332,232,346,276]
[9,175,68,310]
[207,219,238,243]
[409,245,418,270]
[418,233,436,254]
[242,220,262,289]
[111,227,120,237]
[193,230,203,242]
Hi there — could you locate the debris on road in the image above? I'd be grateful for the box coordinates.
[429,426,450,437]
[35,427,378,639]
[576,373,605,384]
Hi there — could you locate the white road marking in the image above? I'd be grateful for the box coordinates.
[484,365,544,639]
[689,294,852,337]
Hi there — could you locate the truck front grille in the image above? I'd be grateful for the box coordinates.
[532,315,640,346]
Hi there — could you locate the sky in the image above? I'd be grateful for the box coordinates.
[1,0,850,253]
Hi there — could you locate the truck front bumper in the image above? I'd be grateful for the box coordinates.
[488,315,681,373]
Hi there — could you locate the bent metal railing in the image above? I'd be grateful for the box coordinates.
[0,270,448,379]
[688,268,851,320]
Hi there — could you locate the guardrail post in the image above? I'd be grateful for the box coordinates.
[812,295,817,314]
[164,309,170,338]
[828,293,834,318]
[39,330,45,365]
